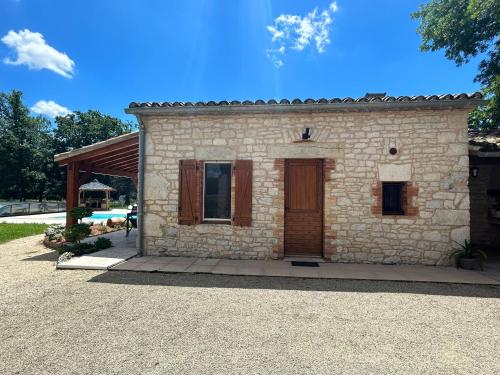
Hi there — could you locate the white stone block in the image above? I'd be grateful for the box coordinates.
[378,164,412,181]
[432,210,469,226]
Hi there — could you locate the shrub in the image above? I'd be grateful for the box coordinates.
[71,242,96,256]
[57,237,113,256]
[64,223,91,244]
[58,242,95,256]
[70,207,93,223]
[57,244,74,255]
[44,224,65,241]
[94,237,112,250]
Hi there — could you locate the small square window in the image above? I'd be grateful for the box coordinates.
[382,182,405,215]
[203,162,232,220]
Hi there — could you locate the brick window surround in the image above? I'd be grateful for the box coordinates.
[372,181,419,216]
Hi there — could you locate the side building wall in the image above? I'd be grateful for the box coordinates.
[141,109,470,265]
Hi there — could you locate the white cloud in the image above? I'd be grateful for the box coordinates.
[266,2,338,67]
[31,100,71,118]
[267,46,285,68]
[1,29,75,78]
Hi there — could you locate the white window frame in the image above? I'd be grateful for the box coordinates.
[202,161,232,221]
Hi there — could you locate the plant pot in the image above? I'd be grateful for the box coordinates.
[459,257,482,270]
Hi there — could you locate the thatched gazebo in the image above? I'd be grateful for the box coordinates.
[79,179,115,210]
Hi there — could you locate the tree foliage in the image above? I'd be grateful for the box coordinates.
[0,91,53,200]
[54,110,134,153]
[412,0,500,130]
[0,90,136,201]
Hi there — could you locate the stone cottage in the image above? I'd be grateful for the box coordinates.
[124,93,485,265]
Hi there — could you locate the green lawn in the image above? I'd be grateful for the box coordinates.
[0,223,49,244]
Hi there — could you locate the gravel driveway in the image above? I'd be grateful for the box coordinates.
[1,235,499,375]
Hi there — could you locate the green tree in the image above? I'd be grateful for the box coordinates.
[54,110,135,153]
[0,90,53,201]
[412,0,500,130]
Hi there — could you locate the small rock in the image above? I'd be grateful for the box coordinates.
[57,252,75,264]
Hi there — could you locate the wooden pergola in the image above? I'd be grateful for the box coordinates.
[54,132,139,226]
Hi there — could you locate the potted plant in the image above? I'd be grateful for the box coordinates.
[449,239,487,270]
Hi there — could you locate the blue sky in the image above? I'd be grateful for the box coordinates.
[0,0,483,122]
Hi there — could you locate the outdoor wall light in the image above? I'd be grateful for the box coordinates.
[471,165,479,178]
[389,147,398,155]
[302,127,311,140]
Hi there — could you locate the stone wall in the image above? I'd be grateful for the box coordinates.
[141,108,471,265]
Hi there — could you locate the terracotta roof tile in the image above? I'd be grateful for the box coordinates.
[128,92,483,109]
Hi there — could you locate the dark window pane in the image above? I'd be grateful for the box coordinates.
[204,163,231,219]
[383,182,404,215]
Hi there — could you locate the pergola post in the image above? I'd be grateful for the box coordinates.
[66,161,80,227]
[131,175,138,190]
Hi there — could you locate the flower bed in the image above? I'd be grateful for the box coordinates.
[43,221,116,264]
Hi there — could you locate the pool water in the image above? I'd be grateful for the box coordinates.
[53,213,126,220]
[88,213,127,220]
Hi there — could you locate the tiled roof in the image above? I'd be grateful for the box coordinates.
[128,92,483,108]
[79,179,115,191]
[469,129,500,152]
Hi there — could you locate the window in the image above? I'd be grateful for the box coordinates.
[203,162,232,220]
[382,182,405,215]
[178,159,252,226]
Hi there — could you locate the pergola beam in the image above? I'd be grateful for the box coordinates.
[95,157,139,170]
[89,150,139,167]
[80,163,137,179]
[83,148,138,166]
[57,138,138,166]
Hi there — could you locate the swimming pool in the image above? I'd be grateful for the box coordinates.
[52,212,127,220]
[88,213,127,220]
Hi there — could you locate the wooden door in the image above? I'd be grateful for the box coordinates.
[284,159,324,257]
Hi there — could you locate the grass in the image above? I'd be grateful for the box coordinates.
[0,223,49,244]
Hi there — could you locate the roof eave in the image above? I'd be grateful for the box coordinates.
[124,99,486,117]
[54,131,139,163]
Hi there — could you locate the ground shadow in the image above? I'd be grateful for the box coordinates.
[22,250,59,262]
[89,270,500,298]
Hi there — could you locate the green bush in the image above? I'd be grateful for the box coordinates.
[64,224,91,244]
[72,242,96,256]
[57,237,113,256]
[94,237,112,250]
[57,244,73,255]
[70,207,93,222]
[58,242,95,256]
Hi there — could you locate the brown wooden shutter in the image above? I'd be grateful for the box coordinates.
[178,160,201,225]
[233,160,253,226]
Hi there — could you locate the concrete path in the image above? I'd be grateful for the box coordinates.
[110,255,500,285]
[57,231,137,270]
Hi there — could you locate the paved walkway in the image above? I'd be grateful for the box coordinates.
[57,231,137,270]
[110,255,500,285]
